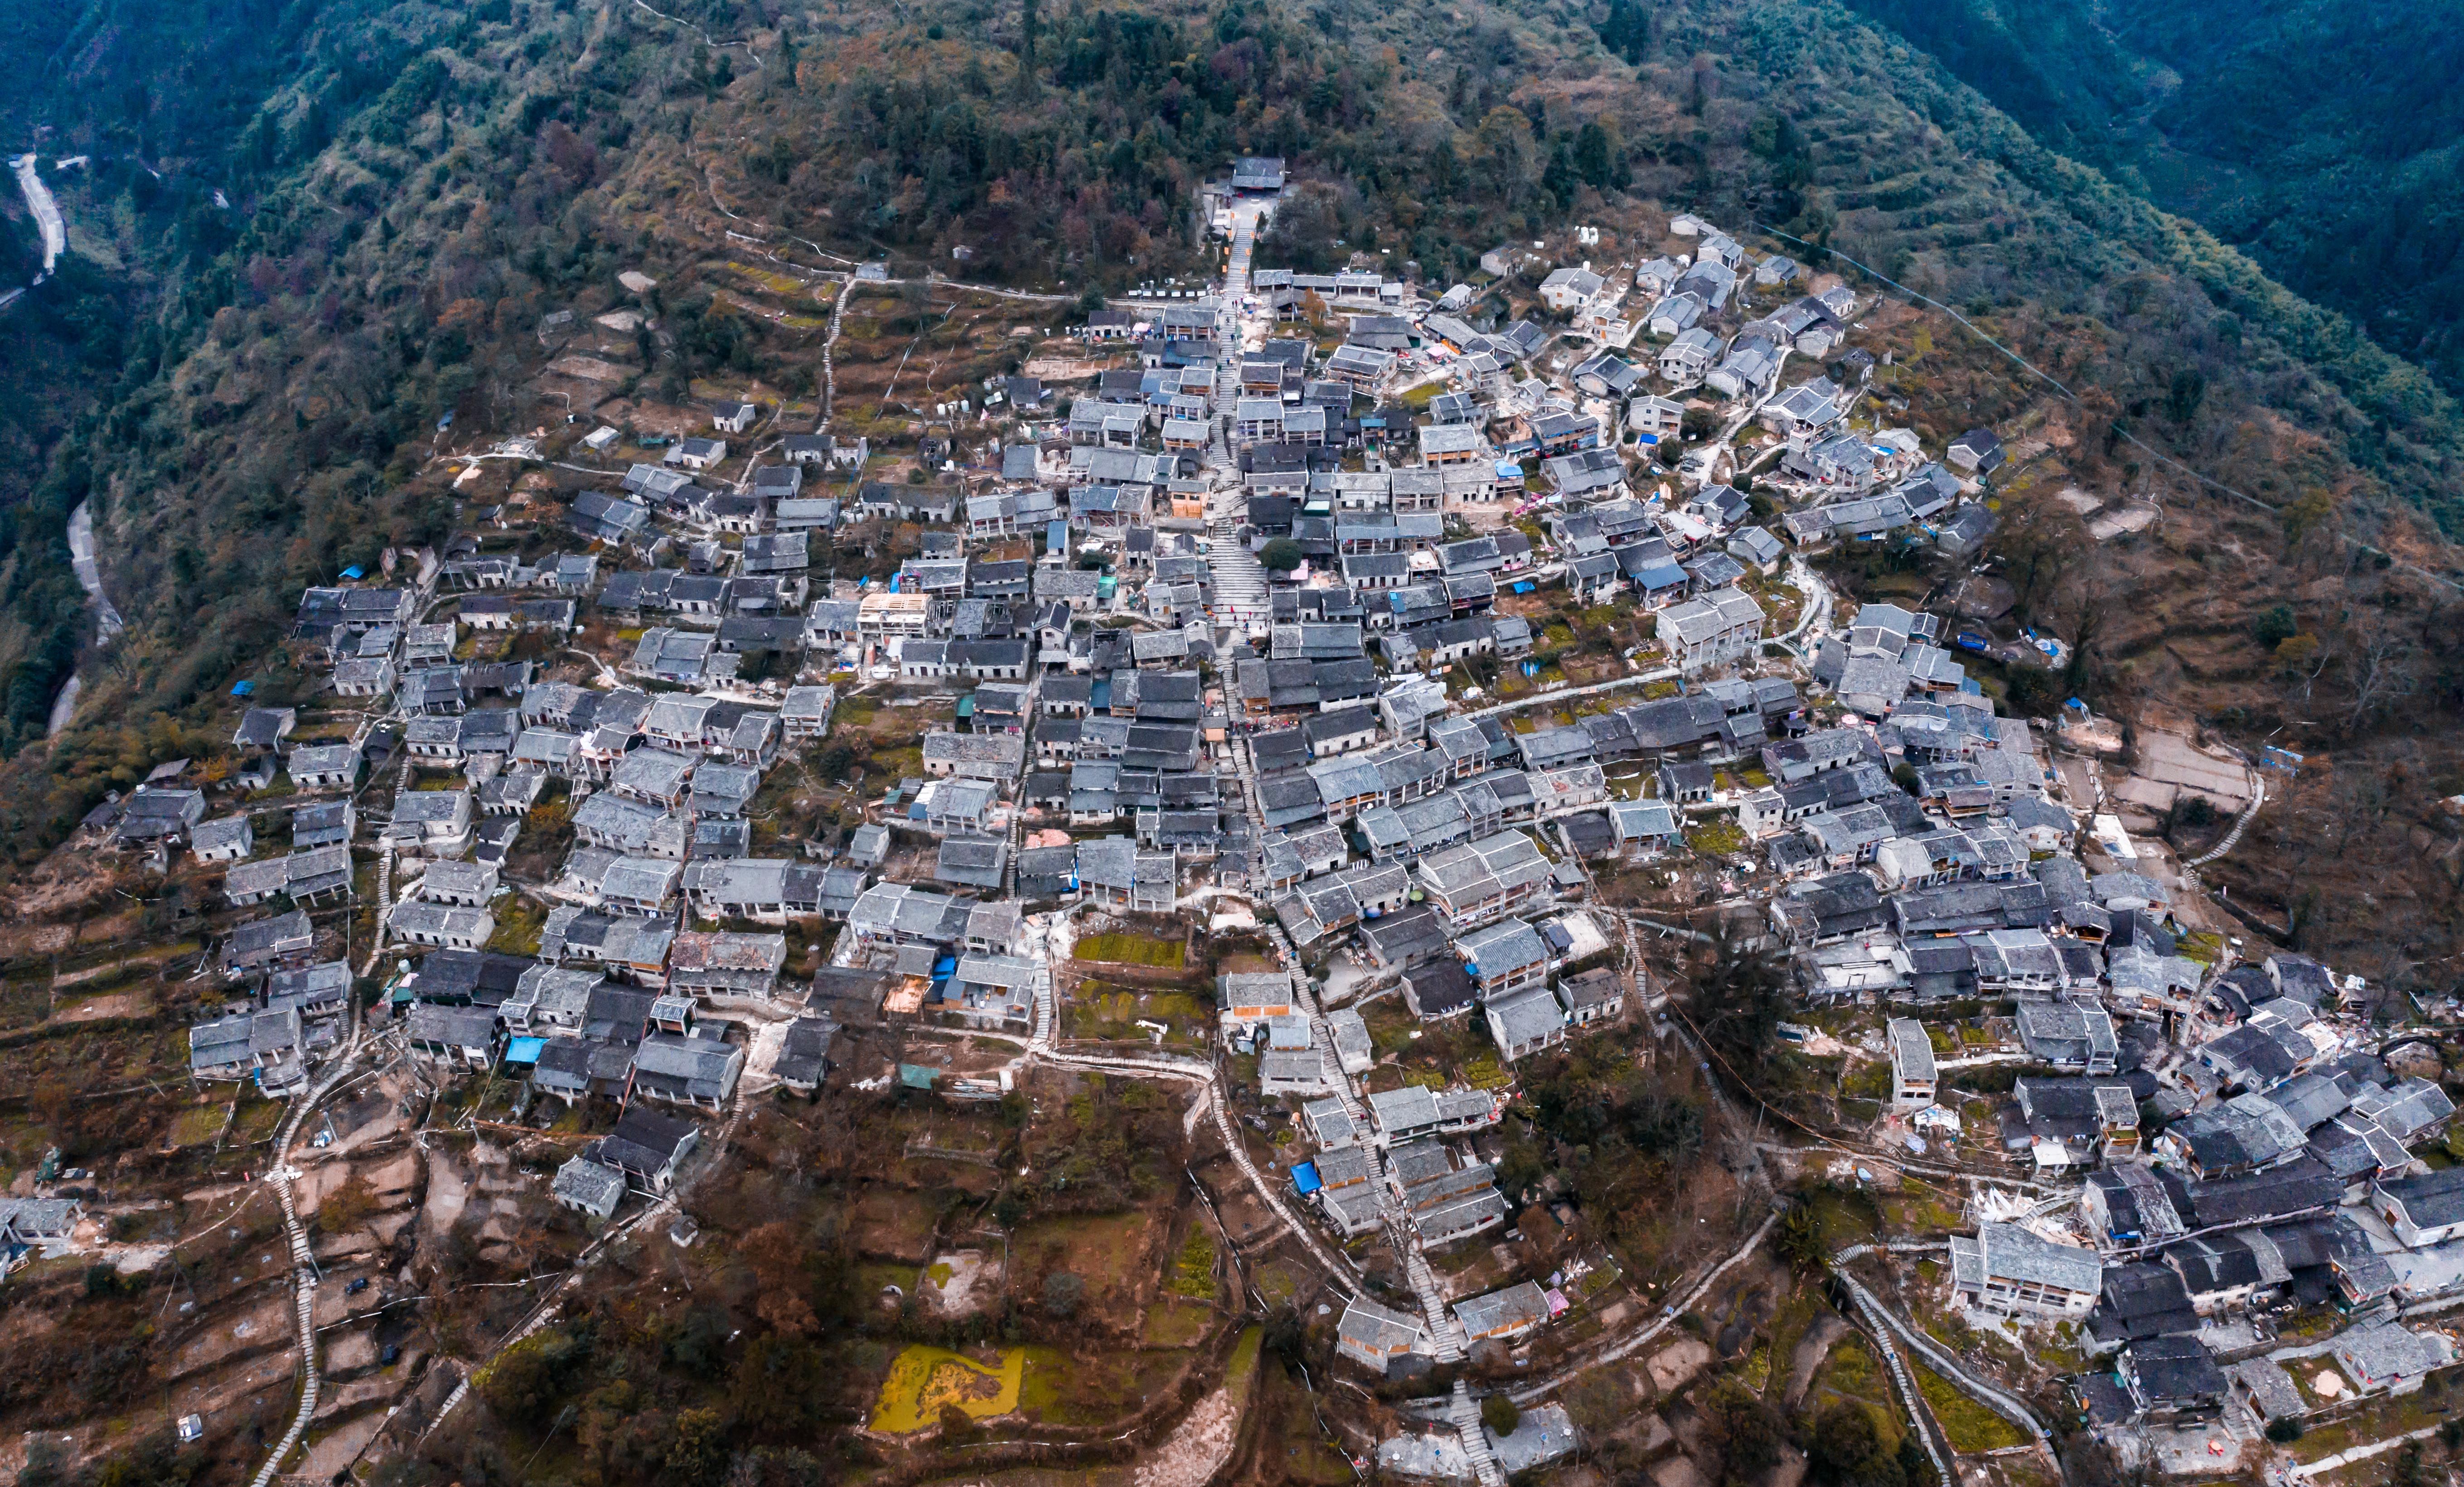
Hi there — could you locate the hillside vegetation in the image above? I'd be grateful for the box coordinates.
[1837,0,2464,408]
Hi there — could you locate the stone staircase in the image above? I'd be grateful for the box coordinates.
[245,1280,323,1487]
[1447,1379,1509,1487]
[1212,355,1242,411]
[1406,1247,1468,1361]
[363,846,396,971]
[1030,962,1055,1047]
[1841,1282,1951,1487]
[1207,512,1271,624]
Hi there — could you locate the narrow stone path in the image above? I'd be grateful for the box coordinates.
[245,1020,374,1487]
[2186,777,2267,869]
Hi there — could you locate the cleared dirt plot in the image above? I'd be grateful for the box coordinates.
[851,1186,941,1263]
[920,1248,1002,1315]
[1011,1209,1165,1330]
[2112,728,2256,812]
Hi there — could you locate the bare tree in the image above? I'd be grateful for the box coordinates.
[2330,768,2390,854]
[2059,546,2120,699]
[1991,491,2087,624]
[2342,611,2416,734]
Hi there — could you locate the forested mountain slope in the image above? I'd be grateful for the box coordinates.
[0,0,2457,891]
[1837,0,2464,406]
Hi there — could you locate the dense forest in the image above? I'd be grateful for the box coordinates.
[1835,0,2464,404]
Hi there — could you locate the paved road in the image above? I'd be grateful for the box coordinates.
[1459,665,1680,722]
[44,675,77,736]
[1781,554,1834,645]
[12,155,63,281]
[67,500,122,639]
[2290,1420,2451,1480]
[49,498,126,735]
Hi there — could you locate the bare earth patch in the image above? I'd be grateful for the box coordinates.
[1133,1385,1240,1487]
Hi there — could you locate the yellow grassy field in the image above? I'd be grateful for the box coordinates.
[871,1345,1025,1433]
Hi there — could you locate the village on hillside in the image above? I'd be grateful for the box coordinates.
[10,157,2463,1487]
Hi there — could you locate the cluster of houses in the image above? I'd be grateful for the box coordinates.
[161,205,2009,1247]
[1941,1060,2461,1429]
[1860,882,2464,1429]
[156,441,889,1217]
[1098,222,2464,1415]
[98,171,2464,1483]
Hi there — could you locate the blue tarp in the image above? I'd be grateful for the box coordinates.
[1291,1161,1323,1195]
[230,680,256,696]
[506,1036,547,1065]
[339,565,365,580]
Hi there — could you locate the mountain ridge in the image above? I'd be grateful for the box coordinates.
[1835,0,2464,407]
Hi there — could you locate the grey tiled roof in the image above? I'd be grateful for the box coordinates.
[1971,1220,2101,1293]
